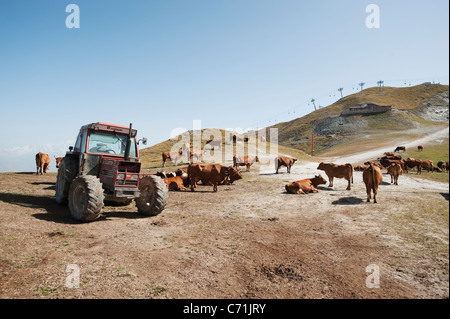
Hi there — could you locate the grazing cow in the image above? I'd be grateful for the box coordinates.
[200,166,242,186]
[354,165,368,171]
[188,163,237,192]
[420,160,434,172]
[317,162,353,190]
[403,158,422,174]
[394,146,406,152]
[275,157,297,174]
[164,176,188,191]
[162,151,183,167]
[35,152,50,175]
[233,155,259,172]
[417,145,423,151]
[362,162,383,203]
[379,157,404,169]
[55,156,63,168]
[387,163,403,185]
[437,161,448,171]
[285,175,327,194]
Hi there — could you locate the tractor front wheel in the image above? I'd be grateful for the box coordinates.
[55,157,78,205]
[136,175,168,216]
[68,175,104,222]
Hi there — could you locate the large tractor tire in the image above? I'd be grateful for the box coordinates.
[68,175,104,222]
[136,175,168,216]
[55,157,78,205]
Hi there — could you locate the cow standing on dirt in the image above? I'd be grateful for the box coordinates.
[317,162,353,190]
[387,163,403,185]
[275,157,297,174]
[35,152,50,175]
[188,163,238,192]
[363,162,383,203]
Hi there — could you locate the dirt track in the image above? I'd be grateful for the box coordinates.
[0,144,448,299]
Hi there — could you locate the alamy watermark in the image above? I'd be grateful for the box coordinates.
[66,4,80,29]
[366,264,380,288]
[165,120,279,172]
[366,4,380,29]
[65,264,80,288]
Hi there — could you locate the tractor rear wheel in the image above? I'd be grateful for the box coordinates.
[136,175,168,216]
[68,175,104,222]
[55,157,78,205]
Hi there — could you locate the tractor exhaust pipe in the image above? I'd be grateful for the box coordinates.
[124,123,132,161]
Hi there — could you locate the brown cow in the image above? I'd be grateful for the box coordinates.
[417,145,423,151]
[363,162,383,203]
[164,176,188,191]
[55,156,63,168]
[162,151,183,167]
[317,162,353,190]
[437,161,448,171]
[233,155,259,172]
[200,166,242,186]
[379,157,404,169]
[394,146,406,152]
[387,163,403,185]
[35,152,50,175]
[188,163,237,192]
[285,175,327,194]
[354,165,368,171]
[275,157,297,174]
[403,158,422,174]
[420,160,434,172]
[384,152,395,157]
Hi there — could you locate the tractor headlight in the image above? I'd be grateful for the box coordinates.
[117,173,125,179]
[130,174,139,180]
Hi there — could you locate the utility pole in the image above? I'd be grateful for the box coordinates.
[311,98,316,111]
[359,82,365,93]
[377,80,384,94]
[338,87,344,98]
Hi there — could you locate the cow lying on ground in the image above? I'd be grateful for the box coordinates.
[285,175,327,194]
[164,176,188,191]
[387,162,403,185]
[363,162,383,203]
[35,152,50,175]
[317,162,353,190]
[188,163,240,192]
[233,155,259,172]
[275,157,297,174]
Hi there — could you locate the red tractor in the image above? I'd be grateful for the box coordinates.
[55,122,167,222]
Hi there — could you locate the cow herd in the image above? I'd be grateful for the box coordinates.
[157,144,449,205]
[34,141,449,205]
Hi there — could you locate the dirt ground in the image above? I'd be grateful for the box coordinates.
[0,144,448,300]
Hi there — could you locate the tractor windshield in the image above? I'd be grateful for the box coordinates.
[87,131,137,157]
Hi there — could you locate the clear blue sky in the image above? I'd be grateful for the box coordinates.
[0,0,448,171]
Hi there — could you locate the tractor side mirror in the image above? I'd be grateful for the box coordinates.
[138,138,147,146]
